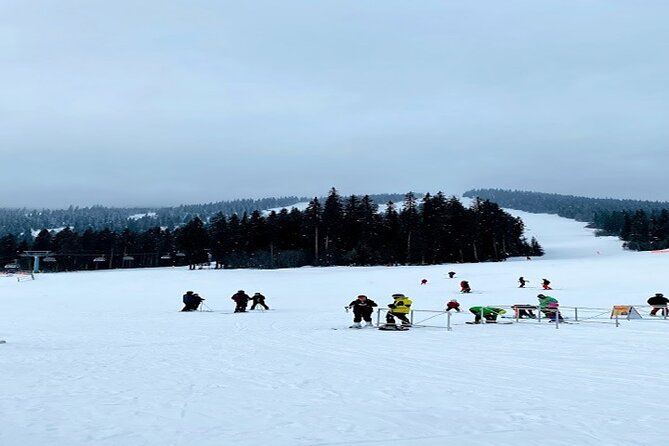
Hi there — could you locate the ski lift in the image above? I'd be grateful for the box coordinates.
[122,255,135,261]
[43,257,57,263]
[93,256,106,262]
[160,254,172,260]
[4,263,20,270]
[176,252,186,257]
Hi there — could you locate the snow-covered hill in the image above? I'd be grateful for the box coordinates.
[2,209,668,446]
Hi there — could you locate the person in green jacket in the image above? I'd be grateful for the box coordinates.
[537,294,563,321]
[469,306,506,323]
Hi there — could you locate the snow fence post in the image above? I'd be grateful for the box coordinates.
[376,308,381,327]
[615,314,619,327]
[574,307,578,322]
[447,311,452,331]
[555,312,559,329]
[410,310,414,325]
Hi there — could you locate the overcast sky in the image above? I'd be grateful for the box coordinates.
[1,1,668,209]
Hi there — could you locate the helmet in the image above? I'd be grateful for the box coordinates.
[392,293,405,298]
[656,293,664,297]
[238,290,245,293]
[357,295,367,299]
[537,294,545,298]
[254,292,261,295]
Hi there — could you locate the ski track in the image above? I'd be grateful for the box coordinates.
[2,210,669,445]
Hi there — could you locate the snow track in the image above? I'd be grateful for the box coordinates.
[2,211,669,445]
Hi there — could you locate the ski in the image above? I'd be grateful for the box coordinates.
[466,321,513,325]
[378,325,410,331]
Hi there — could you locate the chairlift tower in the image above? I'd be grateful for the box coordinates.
[20,251,53,273]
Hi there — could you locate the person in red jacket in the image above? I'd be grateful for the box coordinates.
[445,299,461,312]
[460,280,471,293]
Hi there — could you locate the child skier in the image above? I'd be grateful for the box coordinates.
[468,306,506,324]
[445,299,461,312]
[381,293,413,329]
[511,304,536,319]
[346,295,378,328]
[181,291,204,312]
[537,294,562,321]
[231,290,250,313]
[518,276,527,288]
[460,280,471,293]
[250,292,270,310]
[647,292,669,316]
[541,279,553,290]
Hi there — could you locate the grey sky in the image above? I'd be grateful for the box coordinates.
[1,0,668,208]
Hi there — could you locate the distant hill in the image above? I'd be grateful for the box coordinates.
[463,188,669,251]
[463,188,669,222]
[0,193,411,238]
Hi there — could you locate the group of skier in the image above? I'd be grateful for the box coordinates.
[458,277,552,293]
[467,294,563,324]
[518,277,551,289]
[181,278,667,327]
[345,293,414,330]
[181,290,269,312]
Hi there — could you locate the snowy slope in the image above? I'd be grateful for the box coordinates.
[2,210,669,446]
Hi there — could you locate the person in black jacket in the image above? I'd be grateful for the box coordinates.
[231,290,250,313]
[647,292,669,316]
[181,291,204,312]
[518,276,527,288]
[250,292,270,310]
[346,295,378,328]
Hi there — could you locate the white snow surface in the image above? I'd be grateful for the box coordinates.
[2,209,669,446]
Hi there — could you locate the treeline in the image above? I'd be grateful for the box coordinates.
[464,188,669,251]
[0,196,308,238]
[0,194,408,239]
[0,189,542,271]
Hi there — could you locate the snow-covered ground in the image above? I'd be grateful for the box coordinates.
[2,209,669,446]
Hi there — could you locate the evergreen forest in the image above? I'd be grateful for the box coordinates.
[0,189,541,272]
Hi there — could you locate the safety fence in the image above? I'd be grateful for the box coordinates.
[374,304,669,331]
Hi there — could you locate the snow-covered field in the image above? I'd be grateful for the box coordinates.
[2,209,669,446]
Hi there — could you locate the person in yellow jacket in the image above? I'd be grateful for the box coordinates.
[385,293,413,327]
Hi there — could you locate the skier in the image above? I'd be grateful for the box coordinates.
[346,295,378,328]
[647,292,669,316]
[511,304,536,319]
[231,290,250,313]
[541,278,553,290]
[518,276,527,288]
[447,271,456,279]
[537,294,563,321]
[468,306,506,324]
[420,278,428,285]
[381,293,413,329]
[250,292,270,310]
[445,299,461,312]
[181,291,204,312]
[460,280,471,293]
